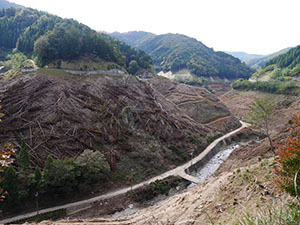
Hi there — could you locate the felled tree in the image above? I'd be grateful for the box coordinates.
[248,98,276,154]
[275,113,300,196]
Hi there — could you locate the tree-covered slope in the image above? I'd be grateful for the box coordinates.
[0,8,152,74]
[225,51,263,62]
[0,0,23,9]
[111,31,254,79]
[246,47,292,70]
[232,45,300,95]
[251,45,300,80]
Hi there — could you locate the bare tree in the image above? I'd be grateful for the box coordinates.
[248,97,276,154]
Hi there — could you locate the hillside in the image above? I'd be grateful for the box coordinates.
[0,0,23,9]
[249,45,300,82]
[232,45,300,95]
[0,70,240,216]
[246,47,292,70]
[0,7,152,75]
[32,88,300,225]
[111,31,254,79]
[225,51,263,62]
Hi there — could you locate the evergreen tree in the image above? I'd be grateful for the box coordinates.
[16,138,30,171]
[34,166,42,185]
[43,155,53,185]
[2,166,18,200]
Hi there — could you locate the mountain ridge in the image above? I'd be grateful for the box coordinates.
[0,0,23,9]
[111,31,254,79]
[0,7,153,75]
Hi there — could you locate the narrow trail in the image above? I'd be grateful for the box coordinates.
[0,121,249,224]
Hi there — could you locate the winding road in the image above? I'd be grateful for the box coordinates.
[0,121,249,224]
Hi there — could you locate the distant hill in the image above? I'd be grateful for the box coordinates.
[232,45,300,95]
[111,31,254,79]
[0,7,153,74]
[0,0,23,9]
[225,51,263,62]
[250,45,300,81]
[246,47,292,70]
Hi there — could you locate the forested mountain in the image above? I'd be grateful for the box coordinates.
[246,47,292,70]
[111,31,254,79]
[0,7,152,74]
[253,45,300,79]
[0,0,23,9]
[232,45,300,95]
[225,51,263,62]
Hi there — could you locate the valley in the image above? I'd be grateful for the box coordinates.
[1,1,300,224]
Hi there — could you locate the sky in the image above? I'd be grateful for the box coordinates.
[9,0,300,55]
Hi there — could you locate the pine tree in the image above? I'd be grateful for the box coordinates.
[34,166,42,184]
[43,155,53,184]
[3,166,18,200]
[16,138,30,171]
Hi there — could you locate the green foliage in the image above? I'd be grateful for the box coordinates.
[0,8,42,49]
[0,7,153,74]
[276,114,300,196]
[104,35,153,74]
[3,52,30,70]
[43,157,78,194]
[34,166,42,183]
[129,178,178,202]
[234,200,300,225]
[251,45,300,84]
[173,76,205,86]
[248,98,275,153]
[33,19,119,67]
[112,32,254,79]
[128,60,139,75]
[2,166,18,200]
[232,79,300,95]
[74,149,109,185]
[16,139,30,171]
[265,45,300,70]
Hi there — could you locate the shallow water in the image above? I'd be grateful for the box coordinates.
[191,143,240,183]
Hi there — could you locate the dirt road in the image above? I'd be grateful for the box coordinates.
[0,121,249,224]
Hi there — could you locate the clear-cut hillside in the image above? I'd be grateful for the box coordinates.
[0,71,240,190]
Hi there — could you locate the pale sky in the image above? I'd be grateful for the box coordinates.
[9,0,300,55]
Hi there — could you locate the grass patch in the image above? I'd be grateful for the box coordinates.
[233,199,300,225]
[36,68,73,78]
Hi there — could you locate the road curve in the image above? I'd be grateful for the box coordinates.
[0,121,249,224]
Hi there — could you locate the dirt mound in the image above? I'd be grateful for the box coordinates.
[0,72,239,185]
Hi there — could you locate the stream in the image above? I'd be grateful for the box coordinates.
[109,140,255,218]
[187,142,249,188]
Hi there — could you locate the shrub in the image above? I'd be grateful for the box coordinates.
[275,113,300,196]
[74,149,110,185]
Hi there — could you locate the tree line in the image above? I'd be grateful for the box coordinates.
[0,7,153,74]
